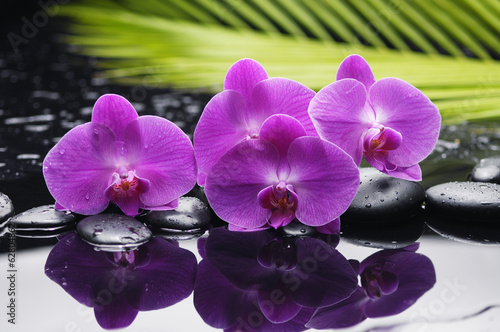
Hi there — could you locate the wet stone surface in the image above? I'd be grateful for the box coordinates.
[76,214,152,251]
[425,182,500,222]
[8,204,77,238]
[0,192,14,223]
[470,157,500,184]
[142,196,210,231]
[342,168,425,223]
[281,220,317,237]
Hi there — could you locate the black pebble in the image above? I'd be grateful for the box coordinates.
[76,214,152,251]
[281,220,316,237]
[470,157,500,184]
[425,181,500,222]
[8,205,77,238]
[142,196,210,231]
[0,192,15,223]
[342,168,425,223]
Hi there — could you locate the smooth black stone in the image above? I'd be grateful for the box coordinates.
[0,192,14,223]
[341,213,425,249]
[425,181,500,222]
[426,214,500,245]
[76,214,152,251]
[142,197,210,231]
[342,168,425,222]
[470,157,500,184]
[281,220,316,237]
[8,205,77,230]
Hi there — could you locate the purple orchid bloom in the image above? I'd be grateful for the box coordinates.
[45,232,197,329]
[204,114,359,230]
[194,58,317,186]
[194,237,315,332]
[200,227,358,325]
[308,54,441,181]
[43,94,197,216]
[306,243,436,329]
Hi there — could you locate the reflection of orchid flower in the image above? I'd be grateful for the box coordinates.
[194,239,315,332]
[307,243,436,329]
[205,114,359,230]
[197,227,358,325]
[43,94,197,216]
[309,55,441,181]
[194,58,317,186]
[45,232,197,329]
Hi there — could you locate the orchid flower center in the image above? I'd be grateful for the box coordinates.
[111,171,140,193]
[257,238,298,271]
[361,261,399,299]
[258,181,298,229]
[105,169,151,216]
[113,250,136,268]
[246,128,259,140]
[363,125,402,156]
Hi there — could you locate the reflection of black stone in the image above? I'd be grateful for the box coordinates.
[470,157,500,184]
[426,213,500,245]
[425,181,500,222]
[342,168,425,223]
[7,204,77,238]
[340,212,425,249]
[76,214,152,252]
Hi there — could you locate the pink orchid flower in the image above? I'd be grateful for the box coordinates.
[308,54,441,181]
[204,114,359,231]
[194,58,317,186]
[43,94,197,216]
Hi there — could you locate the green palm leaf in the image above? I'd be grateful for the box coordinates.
[58,0,500,123]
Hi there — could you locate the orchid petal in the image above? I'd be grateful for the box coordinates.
[94,295,139,330]
[258,287,301,323]
[315,218,340,235]
[259,114,307,175]
[194,90,249,185]
[336,54,376,89]
[286,238,358,307]
[228,224,271,232]
[43,123,116,215]
[286,137,360,226]
[252,78,317,136]
[224,58,268,113]
[132,237,197,311]
[91,94,139,142]
[308,79,373,165]
[269,209,295,229]
[124,116,197,208]
[205,140,279,229]
[306,287,368,329]
[258,185,277,210]
[368,78,441,167]
[386,164,422,181]
[204,228,277,290]
[142,198,179,211]
[194,259,256,329]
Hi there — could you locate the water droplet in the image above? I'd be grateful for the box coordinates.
[365,203,372,208]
